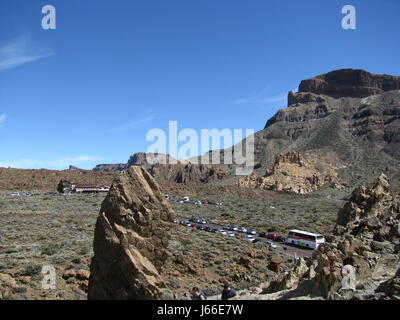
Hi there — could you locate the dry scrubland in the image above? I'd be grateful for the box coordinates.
[0,185,350,300]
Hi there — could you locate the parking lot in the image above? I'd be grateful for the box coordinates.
[173,216,313,258]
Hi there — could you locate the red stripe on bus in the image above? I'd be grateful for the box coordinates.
[287,236,322,242]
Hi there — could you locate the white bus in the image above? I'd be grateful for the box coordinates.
[286,229,325,249]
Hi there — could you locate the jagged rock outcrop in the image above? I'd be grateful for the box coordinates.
[310,174,400,299]
[375,268,400,300]
[88,166,176,300]
[268,173,400,300]
[237,151,345,194]
[263,258,309,294]
[149,162,226,184]
[334,173,398,237]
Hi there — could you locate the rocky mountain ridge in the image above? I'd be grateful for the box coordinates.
[89,69,400,190]
[226,69,400,188]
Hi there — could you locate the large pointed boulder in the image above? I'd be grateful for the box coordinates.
[88,166,176,300]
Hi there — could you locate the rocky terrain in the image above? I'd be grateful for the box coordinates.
[1,68,400,300]
[0,168,116,190]
[0,178,307,300]
[235,173,400,300]
[237,151,345,194]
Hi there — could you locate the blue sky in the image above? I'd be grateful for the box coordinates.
[0,0,399,169]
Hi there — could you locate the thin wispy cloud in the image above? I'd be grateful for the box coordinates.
[110,114,155,132]
[0,34,53,72]
[234,87,298,105]
[50,155,103,168]
[0,113,6,127]
[0,155,103,169]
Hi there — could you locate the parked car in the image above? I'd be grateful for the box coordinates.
[267,233,279,240]
[223,224,232,230]
[245,235,255,242]
[196,225,206,231]
[172,219,178,224]
[275,236,286,242]
[238,227,248,233]
[252,239,262,244]
[230,226,239,231]
[247,230,257,235]
[218,230,228,235]
[259,232,268,238]
[204,227,212,232]
[227,232,236,237]
[264,241,277,249]
[211,228,219,233]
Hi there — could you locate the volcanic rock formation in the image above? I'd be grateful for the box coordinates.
[237,151,345,194]
[88,166,176,300]
[298,69,400,99]
[261,173,400,300]
[149,162,226,184]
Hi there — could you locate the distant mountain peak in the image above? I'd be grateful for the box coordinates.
[298,68,400,99]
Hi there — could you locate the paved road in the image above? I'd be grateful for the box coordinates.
[174,216,314,258]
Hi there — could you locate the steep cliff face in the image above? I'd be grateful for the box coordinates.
[88,166,176,300]
[149,162,226,184]
[298,69,400,99]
